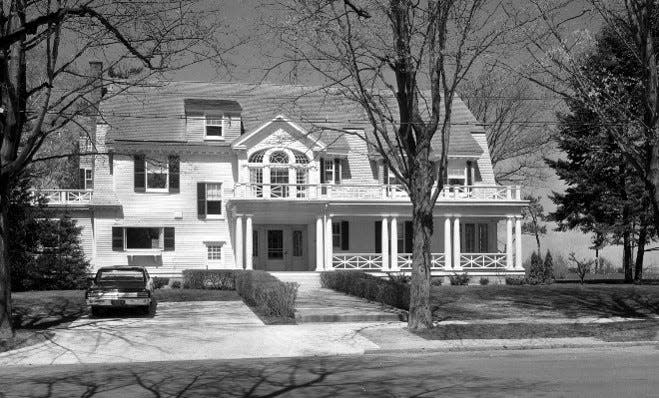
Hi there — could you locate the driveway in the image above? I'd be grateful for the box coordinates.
[0,300,384,366]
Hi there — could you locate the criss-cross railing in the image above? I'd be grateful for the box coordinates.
[37,189,93,205]
[398,253,446,270]
[459,253,507,269]
[332,253,383,270]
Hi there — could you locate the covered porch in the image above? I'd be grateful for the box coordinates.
[229,201,525,275]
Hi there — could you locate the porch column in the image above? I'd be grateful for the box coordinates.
[444,218,452,269]
[325,216,333,270]
[390,217,399,271]
[245,216,253,270]
[235,215,243,269]
[315,217,324,271]
[263,166,271,198]
[453,217,462,270]
[506,217,514,269]
[381,216,389,271]
[515,216,523,269]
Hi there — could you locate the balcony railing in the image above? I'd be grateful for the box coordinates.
[36,189,93,205]
[233,183,521,202]
[334,252,508,270]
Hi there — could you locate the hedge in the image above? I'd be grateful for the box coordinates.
[182,270,236,290]
[320,270,409,310]
[235,271,299,318]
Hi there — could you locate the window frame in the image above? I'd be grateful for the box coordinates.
[145,158,169,192]
[113,227,175,252]
[207,244,222,261]
[204,114,224,140]
[198,182,223,219]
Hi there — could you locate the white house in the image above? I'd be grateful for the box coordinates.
[41,80,527,280]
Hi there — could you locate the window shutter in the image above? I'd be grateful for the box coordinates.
[78,168,85,189]
[334,158,341,184]
[112,227,123,251]
[169,155,180,193]
[319,158,326,183]
[134,154,145,192]
[341,221,349,250]
[466,161,473,185]
[197,183,206,218]
[108,151,114,175]
[341,158,350,180]
[404,221,413,253]
[375,221,382,253]
[164,228,175,251]
[383,166,389,184]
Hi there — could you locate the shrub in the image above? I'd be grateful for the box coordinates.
[171,280,181,289]
[182,270,237,290]
[505,276,526,285]
[527,252,544,284]
[235,271,298,318]
[568,252,594,285]
[479,277,490,285]
[153,277,170,289]
[543,251,554,282]
[320,271,409,310]
[449,273,470,286]
[430,277,443,286]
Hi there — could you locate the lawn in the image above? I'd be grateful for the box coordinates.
[431,284,659,321]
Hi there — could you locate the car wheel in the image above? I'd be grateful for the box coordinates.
[90,306,103,317]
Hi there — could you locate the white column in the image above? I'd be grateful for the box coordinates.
[325,216,333,270]
[506,217,514,269]
[390,217,399,271]
[381,216,389,271]
[444,218,452,269]
[453,218,462,270]
[316,217,324,271]
[515,216,523,269]
[235,215,243,269]
[244,216,253,270]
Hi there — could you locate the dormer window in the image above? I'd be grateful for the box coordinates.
[205,115,224,139]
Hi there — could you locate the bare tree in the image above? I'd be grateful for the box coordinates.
[0,0,234,335]
[461,67,552,184]
[272,0,530,329]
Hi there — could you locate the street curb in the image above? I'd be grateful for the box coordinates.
[365,340,659,355]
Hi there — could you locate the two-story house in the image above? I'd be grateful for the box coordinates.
[42,79,527,280]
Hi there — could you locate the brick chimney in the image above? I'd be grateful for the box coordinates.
[88,61,104,117]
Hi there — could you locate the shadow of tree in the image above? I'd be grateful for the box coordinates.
[0,355,549,398]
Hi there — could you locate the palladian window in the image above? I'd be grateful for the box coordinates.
[247,148,311,198]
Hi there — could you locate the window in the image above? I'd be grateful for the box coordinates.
[112,227,175,251]
[207,245,222,260]
[197,183,223,218]
[332,221,349,250]
[462,223,489,253]
[252,231,259,257]
[296,169,307,198]
[271,168,289,198]
[293,230,303,257]
[250,169,263,198]
[205,115,223,138]
[79,168,93,189]
[446,163,466,186]
[267,230,284,259]
[270,151,289,164]
[134,155,179,193]
[383,166,401,185]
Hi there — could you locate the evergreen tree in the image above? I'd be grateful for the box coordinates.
[527,252,544,284]
[543,251,554,283]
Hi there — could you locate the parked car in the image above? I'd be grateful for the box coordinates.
[86,266,156,316]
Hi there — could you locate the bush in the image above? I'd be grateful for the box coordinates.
[235,271,298,318]
[479,277,490,285]
[153,277,170,289]
[526,251,555,284]
[505,276,527,285]
[430,277,443,286]
[449,273,470,286]
[543,251,554,282]
[171,280,181,289]
[182,270,237,290]
[320,271,409,310]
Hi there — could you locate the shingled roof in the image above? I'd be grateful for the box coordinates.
[99,81,484,156]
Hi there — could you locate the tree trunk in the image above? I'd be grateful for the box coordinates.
[0,180,12,336]
[534,231,541,259]
[623,231,633,283]
[634,224,648,282]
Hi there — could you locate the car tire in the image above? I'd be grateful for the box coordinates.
[141,305,152,316]
[91,306,103,317]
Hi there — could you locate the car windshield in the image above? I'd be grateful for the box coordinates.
[96,269,145,282]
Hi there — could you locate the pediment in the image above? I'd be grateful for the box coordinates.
[232,115,325,152]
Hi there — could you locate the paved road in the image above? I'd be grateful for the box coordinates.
[1,346,657,397]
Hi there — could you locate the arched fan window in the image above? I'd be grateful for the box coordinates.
[293,151,310,164]
[249,150,265,163]
[270,151,289,164]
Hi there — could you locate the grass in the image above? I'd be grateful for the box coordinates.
[431,284,659,321]
[415,320,659,342]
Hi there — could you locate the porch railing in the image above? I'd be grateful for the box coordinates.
[459,253,507,269]
[233,183,521,202]
[332,253,384,270]
[398,253,446,269]
[35,189,93,205]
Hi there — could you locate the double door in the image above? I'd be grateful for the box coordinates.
[253,225,307,271]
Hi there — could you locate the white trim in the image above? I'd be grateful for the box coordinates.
[233,114,323,149]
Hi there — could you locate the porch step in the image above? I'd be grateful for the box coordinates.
[268,272,322,292]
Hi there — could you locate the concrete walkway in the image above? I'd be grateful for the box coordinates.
[271,272,403,323]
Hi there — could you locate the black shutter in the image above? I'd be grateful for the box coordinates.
[108,151,114,175]
[341,221,349,250]
[112,227,123,251]
[334,158,341,184]
[466,161,473,185]
[164,228,175,251]
[404,221,413,253]
[375,221,382,253]
[197,182,206,218]
[134,154,145,192]
[169,155,180,193]
[78,168,85,189]
[341,158,350,180]
[319,158,326,183]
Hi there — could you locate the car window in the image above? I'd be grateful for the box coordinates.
[96,269,145,282]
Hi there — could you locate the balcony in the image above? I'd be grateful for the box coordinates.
[36,189,93,205]
[232,183,521,202]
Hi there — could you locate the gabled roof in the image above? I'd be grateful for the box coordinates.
[99,82,484,157]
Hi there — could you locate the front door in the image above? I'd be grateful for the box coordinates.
[290,228,306,271]
[266,229,287,271]
[257,225,308,271]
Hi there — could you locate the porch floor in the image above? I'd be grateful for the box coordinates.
[270,272,404,323]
